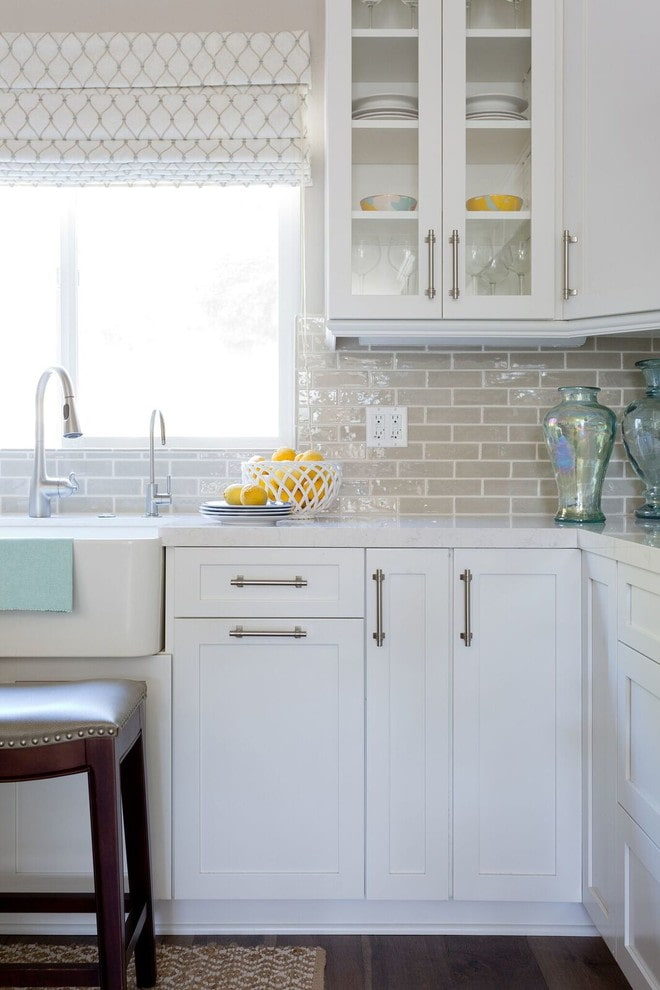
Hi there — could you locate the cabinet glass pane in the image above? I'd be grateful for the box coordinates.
[465,0,532,298]
[351,1,420,297]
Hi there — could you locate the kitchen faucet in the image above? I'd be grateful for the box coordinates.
[146,409,172,517]
[28,366,82,518]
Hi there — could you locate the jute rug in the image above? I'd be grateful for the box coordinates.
[0,942,326,990]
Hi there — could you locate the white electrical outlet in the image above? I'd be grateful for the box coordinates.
[366,406,408,448]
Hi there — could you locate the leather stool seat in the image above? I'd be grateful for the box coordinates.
[0,678,156,990]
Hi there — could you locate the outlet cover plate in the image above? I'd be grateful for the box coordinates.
[366,406,408,448]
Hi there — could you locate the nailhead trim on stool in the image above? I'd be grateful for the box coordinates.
[0,678,156,990]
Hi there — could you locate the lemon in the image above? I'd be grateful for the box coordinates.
[223,483,243,506]
[248,454,266,463]
[295,449,324,462]
[240,484,268,507]
[272,446,296,462]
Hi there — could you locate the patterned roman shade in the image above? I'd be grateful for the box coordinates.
[0,30,311,184]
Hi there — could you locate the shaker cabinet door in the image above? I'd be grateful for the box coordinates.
[452,549,582,901]
[172,617,364,900]
[563,0,660,320]
[365,549,451,900]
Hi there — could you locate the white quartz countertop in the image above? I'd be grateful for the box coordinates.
[0,513,658,569]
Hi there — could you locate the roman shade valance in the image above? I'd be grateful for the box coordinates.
[0,30,311,184]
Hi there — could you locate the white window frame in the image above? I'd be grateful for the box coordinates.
[57,186,300,450]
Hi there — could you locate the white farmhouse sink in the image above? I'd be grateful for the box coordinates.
[0,516,163,657]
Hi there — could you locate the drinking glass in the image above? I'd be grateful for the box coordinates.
[387,237,417,294]
[502,239,531,295]
[400,0,419,28]
[504,0,522,27]
[481,253,510,295]
[465,241,492,294]
[352,237,381,293]
[360,0,383,28]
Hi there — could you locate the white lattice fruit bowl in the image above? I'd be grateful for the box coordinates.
[241,460,342,515]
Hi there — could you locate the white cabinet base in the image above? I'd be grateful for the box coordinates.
[149,897,594,937]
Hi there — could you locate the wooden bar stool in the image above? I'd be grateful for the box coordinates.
[0,679,156,989]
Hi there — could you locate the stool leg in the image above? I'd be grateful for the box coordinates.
[121,729,157,989]
[87,738,127,990]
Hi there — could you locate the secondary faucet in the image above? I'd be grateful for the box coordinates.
[146,409,172,517]
[29,366,82,518]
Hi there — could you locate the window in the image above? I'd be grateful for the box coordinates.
[1,184,299,449]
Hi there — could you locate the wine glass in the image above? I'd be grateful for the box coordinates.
[465,241,492,294]
[503,0,522,27]
[388,237,417,294]
[352,237,381,293]
[502,239,531,295]
[360,0,383,28]
[400,0,419,28]
[481,252,510,295]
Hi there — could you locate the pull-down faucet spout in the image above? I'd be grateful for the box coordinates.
[146,409,172,517]
[28,366,82,518]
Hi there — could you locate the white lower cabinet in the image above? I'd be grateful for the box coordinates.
[582,553,619,951]
[0,655,172,901]
[613,563,660,990]
[617,807,660,990]
[365,549,450,900]
[172,617,364,900]
[452,549,582,902]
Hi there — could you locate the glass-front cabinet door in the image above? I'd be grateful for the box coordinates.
[325,0,557,327]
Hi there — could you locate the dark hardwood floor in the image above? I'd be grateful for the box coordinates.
[167,933,632,989]
[0,932,633,989]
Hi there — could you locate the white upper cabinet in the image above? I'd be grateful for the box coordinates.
[563,0,660,325]
[326,0,560,341]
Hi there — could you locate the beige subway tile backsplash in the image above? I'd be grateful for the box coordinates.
[0,321,656,518]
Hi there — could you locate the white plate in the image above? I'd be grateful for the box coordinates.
[199,511,285,526]
[353,110,419,119]
[352,93,418,114]
[199,510,293,518]
[466,111,527,120]
[200,499,291,513]
[466,93,528,115]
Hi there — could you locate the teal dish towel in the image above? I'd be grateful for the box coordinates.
[0,539,73,612]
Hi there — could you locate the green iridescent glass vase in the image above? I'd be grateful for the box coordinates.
[621,358,660,519]
[543,386,616,524]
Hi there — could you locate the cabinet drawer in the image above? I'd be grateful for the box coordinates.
[618,642,660,850]
[171,548,364,618]
[618,564,660,663]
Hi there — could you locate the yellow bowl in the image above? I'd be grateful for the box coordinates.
[466,194,523,212]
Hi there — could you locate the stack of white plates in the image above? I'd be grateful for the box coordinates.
[352,93,418,120]
[198,500,294,525]
[466,93,528,120]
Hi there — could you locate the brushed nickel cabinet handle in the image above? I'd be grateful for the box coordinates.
[229,625,307,638]
[563,229,578,300]
[373,568,385,647]
[448,228,460,299]
[425,228,437,299]
[230,575,308,588]
[460,569,473,647]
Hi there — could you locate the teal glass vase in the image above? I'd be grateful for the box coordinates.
[543,386,616,524]
[621,358,660,519]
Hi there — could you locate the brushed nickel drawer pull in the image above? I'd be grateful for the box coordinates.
[230,575,308,588]
[563,229,578,300]
[460,569,473,647]
[448,228,460,299]
[373,568,385,647]
[425,228,437,299]
[229,625,307,639]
